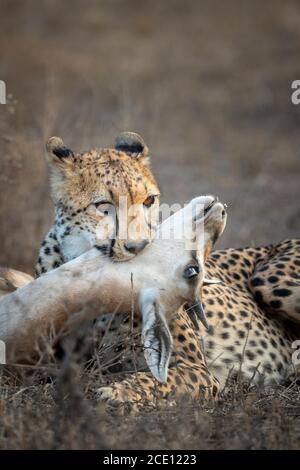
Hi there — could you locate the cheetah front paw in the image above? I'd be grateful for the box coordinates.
[97,386,124,404]
[96,384,142,414]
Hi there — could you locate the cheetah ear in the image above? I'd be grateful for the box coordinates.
[46,136,75,169]
[115,132,150,165]
[139,288,173,383]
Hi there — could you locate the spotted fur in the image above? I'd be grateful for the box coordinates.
[95,240,300,411]
[35,135,300,411]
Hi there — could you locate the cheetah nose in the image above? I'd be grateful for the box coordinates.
[125,239,149,254]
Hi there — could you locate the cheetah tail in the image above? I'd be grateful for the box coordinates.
[0,267,33,297]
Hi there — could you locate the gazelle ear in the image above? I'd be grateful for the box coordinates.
[115,131,150,165]
[139,288,173,383]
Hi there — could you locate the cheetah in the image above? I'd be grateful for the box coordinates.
[33,134,300,410]
[35,131,160,276]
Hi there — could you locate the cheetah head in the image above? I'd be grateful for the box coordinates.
[46,132,160,262]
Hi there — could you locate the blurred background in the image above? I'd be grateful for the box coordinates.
[0,0,300,274]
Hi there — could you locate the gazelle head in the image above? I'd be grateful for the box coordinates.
[136,195,227,382]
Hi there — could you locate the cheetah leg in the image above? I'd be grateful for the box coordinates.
[249,240,300,324]
[97,364,219,412]
[97,308,220,411]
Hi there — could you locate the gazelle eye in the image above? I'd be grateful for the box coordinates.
[143,195,156,208]
[183,265,199,279]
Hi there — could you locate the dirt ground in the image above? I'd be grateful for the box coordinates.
[0,0,300,450]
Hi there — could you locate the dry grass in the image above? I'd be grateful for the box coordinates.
[0,0,300,449]
[1,338,300,450]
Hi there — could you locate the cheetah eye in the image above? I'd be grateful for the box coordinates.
[143,195,156,208]
[183,265,199,279]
